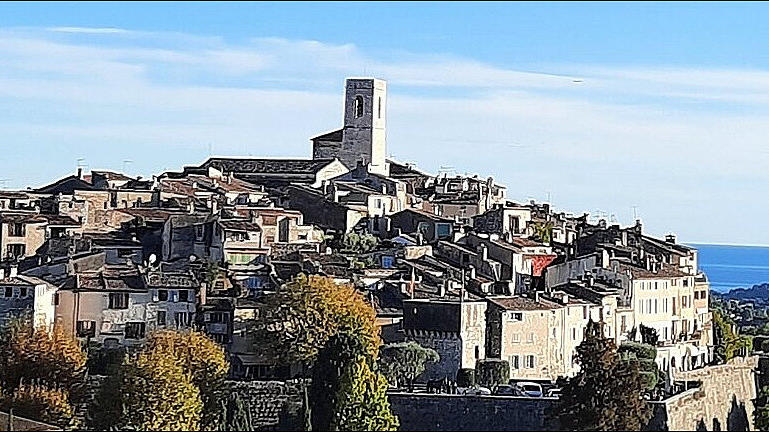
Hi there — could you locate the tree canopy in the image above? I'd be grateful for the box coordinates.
[553,320,652,431]
[256,274,381,364]
[378,341,439,390]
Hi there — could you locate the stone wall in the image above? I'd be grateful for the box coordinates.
[225,379,305,431]
[388,393,557,431]
[646,356,758,431]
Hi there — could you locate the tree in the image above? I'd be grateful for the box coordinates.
[333,355,399,431]
[5,384,75,428]
[476,359,510,390]
[0,318,87,396]
[552,320,651,431]
[341,233,380,254]
[639,324,659,346]
[143,330,229,430]
[713,309,752,362]
[456,368,476,388]
[117,349,203,431]
[531,221,554,244]
[755,385,769,431]
[256,274,381,364]
[619,342,661,395]
[311,332,398,432]
[378,342,439,391]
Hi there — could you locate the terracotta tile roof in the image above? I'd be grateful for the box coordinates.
[219,219,261,232]
[311,129,343,142]
[619,263,689,279]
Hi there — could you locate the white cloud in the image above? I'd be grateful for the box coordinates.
[0,27,767,243]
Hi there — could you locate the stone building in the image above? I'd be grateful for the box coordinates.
[0,267,57,330]
[402,298,487,381]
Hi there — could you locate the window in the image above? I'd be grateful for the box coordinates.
[178,290,189,303]
[125,322,146,339]
[354,95,364,118]
[527,332,534,343]
[9,222,25,237]
[4,287,11,298]
[572,328,577,340]
[672,278,678,286]
[211,333,229,344]
[108,292,129,309]
[474,345,480,359]
[583,306,588,320]
[525,355,535,368]
[511,355,520,370]
[511,312,523,321]
[157,310,166,326]
[7,244,25,259]
[54,293,59,305]
[19,287,26,298]
[175,312,191,327]
[654,299,658,314]
[195,225,204,240]
[76,320,96,338]
[512,333,521,343]
[158,289,168,301]
[208,312,228,323]
[683,278,689,287]
[621,315,627,333]
[377,96,382,119]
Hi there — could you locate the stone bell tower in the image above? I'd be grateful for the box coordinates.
[340,78,388,176]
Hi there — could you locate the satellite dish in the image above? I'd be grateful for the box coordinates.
[189,255,197,263]
[148,254,157,265]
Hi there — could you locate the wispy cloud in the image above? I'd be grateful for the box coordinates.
[47,26,130,34]
[0,27,767,243]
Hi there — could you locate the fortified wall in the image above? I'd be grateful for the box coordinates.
[646,355,758,431]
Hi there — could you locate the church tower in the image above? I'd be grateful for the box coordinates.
[311,78,389,176]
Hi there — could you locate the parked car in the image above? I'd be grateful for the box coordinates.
[545,387,562,398]
[515,381,543,397]
[494,384,524,396]
[459,386,492,395]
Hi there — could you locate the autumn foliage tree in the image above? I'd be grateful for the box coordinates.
[552,320,651,431]
[118,348,203,431]
[0,318,86,395]
[9,384,75,428]
[143,330,229,430]
[259,274,398,431]
[0,318,86,428]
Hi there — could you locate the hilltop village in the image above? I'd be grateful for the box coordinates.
[0,78,751,431]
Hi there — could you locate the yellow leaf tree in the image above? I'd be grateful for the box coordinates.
[257,274,381,363]
[144,330,229,430]
[0,318,86,395]
[118,349,203,431]
[8,383,75,428]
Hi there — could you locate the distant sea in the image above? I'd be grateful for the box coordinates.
[689,243,769,293]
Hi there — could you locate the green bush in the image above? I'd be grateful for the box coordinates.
[456,368,475,388]
[475,359,509,388]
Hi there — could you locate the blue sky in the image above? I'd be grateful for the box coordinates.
[1,2,769,244]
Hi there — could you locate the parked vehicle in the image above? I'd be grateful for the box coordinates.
[494,384,524,396]
[459,386,492,395]
[515,381,543,397]
[545,387,562,398]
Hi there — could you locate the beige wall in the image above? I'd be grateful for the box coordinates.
[1,220,46,259]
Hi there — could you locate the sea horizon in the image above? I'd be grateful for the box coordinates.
[686,243,769,293]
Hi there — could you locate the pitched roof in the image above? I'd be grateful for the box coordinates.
[488,295,562,311]
[311,128,343,142]
[198,157,338,175]
[219,219,261,232]
[33,175,97,194]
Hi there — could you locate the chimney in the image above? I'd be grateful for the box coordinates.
[77,168,83,179]
[9,266,17,278]
[439,280,447,298]
[322,180,329,195]
[480,244,488,261]
[587,273,595,287]
[665,234,677,244]
[468,265,476,279]
[561,293,569,305]
[534,291,541,303]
